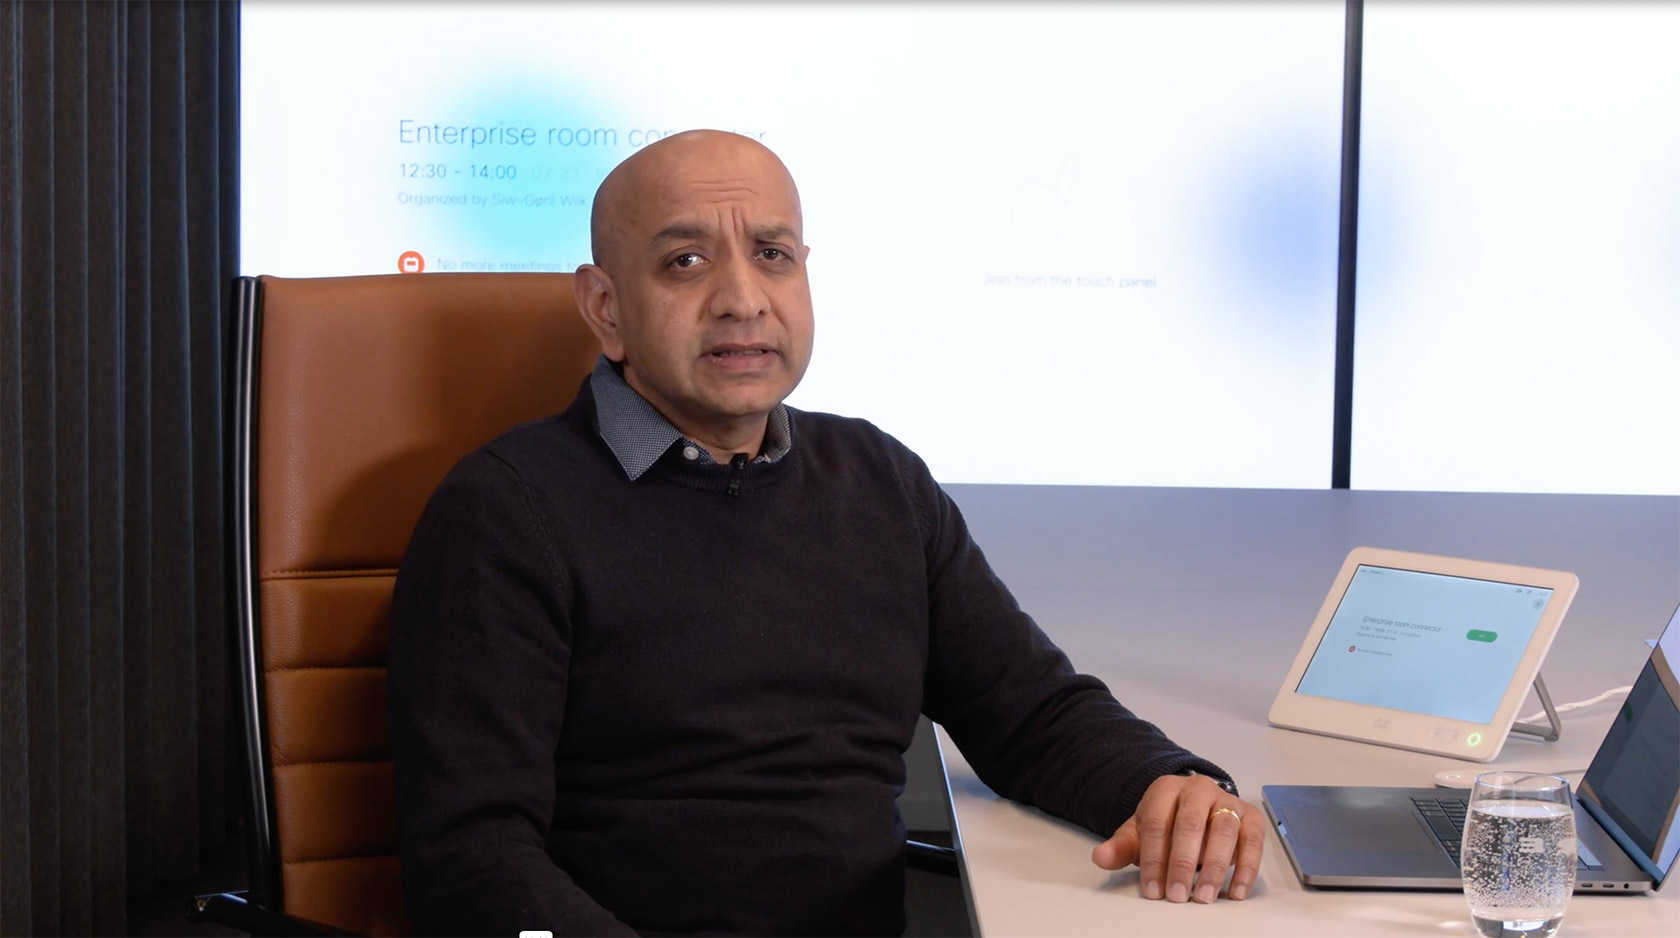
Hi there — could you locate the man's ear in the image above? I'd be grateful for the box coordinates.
[574,264,626,361]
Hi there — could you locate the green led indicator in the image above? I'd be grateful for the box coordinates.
[1467,732,1483,746]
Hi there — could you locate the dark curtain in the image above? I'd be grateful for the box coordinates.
[0,1,239,934]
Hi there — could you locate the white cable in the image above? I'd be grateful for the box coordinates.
[1518,685,1633,725]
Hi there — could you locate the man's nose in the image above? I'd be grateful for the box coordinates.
[707,253,771,321]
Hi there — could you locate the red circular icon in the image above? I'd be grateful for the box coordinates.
[1348,645,1356,653]
[398,250,425,274]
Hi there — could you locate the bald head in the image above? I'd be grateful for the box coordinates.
[589,130,804,274]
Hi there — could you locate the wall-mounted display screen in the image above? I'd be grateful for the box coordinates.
[1352,2,1680,495]
[241,2,1347,487]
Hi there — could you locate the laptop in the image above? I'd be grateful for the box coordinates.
[1263,603,1680,891]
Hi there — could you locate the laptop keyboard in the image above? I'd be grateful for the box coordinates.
[1412,797,1604,871]
[1413,796,1468,865]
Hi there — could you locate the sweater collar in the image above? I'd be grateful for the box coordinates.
[589,356,792,481]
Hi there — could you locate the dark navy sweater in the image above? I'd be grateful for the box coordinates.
[387,382,1230,936]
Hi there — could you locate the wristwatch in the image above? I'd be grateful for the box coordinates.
[1179,769,1240,797]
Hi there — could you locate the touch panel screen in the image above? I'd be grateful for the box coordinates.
[1295,565,1552,723]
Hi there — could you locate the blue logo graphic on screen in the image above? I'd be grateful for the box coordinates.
[396,85,626,274]
[1200,127,1340,351]
[1295,565,1552,723]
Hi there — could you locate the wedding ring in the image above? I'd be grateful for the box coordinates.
[1211,806,1242,823]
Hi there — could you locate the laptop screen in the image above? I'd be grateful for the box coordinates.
[1578,605,1680,887]
[1293,564,1554,723]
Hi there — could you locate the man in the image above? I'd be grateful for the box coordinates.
[388,130,1264,936]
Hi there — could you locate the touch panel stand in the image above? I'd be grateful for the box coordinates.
[1508,672,1563,742]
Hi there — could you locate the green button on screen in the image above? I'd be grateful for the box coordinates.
[1466,629,1498,643]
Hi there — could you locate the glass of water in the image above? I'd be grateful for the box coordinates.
[1460,772,1577,938]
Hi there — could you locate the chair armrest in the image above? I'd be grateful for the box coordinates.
[905,839,960,877]
[187,891,359,937]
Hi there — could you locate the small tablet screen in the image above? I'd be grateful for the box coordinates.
[1294,564,1554,723]
[1577,605,1680,885]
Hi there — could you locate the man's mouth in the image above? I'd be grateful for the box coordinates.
[705,345,773,359]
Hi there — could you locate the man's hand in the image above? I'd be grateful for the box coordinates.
[1090,773,1264,903]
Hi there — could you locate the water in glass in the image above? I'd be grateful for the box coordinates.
[1461,773,1576,938]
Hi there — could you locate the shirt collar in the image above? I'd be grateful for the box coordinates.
[590,356,792,481]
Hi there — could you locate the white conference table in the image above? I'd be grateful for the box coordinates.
[934,485,1680,937]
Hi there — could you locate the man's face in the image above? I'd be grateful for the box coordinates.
[581,135,814,444]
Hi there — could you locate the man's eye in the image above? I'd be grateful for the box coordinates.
[760,248,785,261]
[671,253,703,268]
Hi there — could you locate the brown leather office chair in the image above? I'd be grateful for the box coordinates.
[193,273,600,936]
[191,271,958,936]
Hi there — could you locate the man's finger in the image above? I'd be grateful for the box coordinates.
[1091,818,1139,871]
[1132,794,1177,900]
[1227,808,1268,901]
[1191,803,1244,903]
[1163,788,1216,902]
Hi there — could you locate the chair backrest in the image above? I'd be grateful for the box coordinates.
[230,273,599,935]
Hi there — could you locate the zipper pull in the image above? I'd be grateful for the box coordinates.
[727,453,747,496]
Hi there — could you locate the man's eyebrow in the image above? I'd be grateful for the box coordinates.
[748,224,798,243]
[649,223,709,245]
[648,223,800,247]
